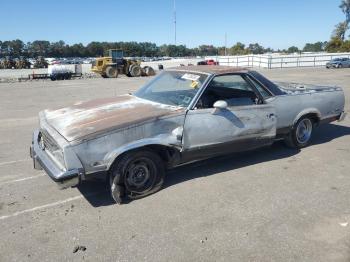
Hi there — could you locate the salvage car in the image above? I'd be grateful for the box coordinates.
[326,57,350,68]
[30,66,346,203]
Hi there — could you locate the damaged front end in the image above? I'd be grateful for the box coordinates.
[30,113,85,189]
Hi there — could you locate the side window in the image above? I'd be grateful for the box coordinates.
[210,75,253,91]
[196,74,258,109]
[246,76,272,99]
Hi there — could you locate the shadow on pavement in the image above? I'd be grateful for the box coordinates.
[78,123,350,207]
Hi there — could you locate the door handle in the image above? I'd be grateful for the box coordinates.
[267,113,275,118]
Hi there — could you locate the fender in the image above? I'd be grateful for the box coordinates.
[104,131,183,170]
[292,108,321,126]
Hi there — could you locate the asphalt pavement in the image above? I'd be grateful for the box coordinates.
[0,67,349,261]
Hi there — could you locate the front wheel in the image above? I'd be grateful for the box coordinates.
[284,117,314,148]
[105,66,118,78]
[109,150,165,204]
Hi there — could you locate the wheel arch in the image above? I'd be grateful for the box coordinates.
[105,141,182,172]
[293,109,321,127]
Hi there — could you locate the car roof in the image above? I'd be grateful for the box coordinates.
[168,65,249,75]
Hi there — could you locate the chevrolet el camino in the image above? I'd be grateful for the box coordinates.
[30,66,346,203]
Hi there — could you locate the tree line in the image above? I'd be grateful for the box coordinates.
[0,39,332,58]
[327,0,350,52]
[1,1,350,59]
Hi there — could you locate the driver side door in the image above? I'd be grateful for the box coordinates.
[181,73,277,162]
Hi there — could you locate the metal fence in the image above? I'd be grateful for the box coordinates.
[206,53,350,69]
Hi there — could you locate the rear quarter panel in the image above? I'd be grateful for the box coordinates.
[266,90,345,129]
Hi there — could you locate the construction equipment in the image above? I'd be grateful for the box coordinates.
[15,57,31,69]
[91,49,155,78]
[33,56,48,68]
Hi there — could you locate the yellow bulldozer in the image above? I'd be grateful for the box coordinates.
[91,49,155,78]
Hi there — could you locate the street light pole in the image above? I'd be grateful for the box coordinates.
[225,32,227,56]
[174,0,177,45]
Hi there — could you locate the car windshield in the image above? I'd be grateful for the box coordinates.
[134,71,208,107]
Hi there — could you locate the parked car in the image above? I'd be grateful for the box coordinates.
[30,66,346,204]
[326,57,350,68]
[197,59,219,65]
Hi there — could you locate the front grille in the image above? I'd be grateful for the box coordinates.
[39,129,65,168]
[40,130,59,152]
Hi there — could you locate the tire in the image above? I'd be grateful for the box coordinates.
[129,64,142,77]
[338,64,343,68]
[284,116,314,148]
[144,66,155,76]
[105,66,118,78]
[109,150,165,203]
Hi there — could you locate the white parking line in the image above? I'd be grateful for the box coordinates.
[0,174,45,186]
[0,193,99,221]
[0,159,30,166]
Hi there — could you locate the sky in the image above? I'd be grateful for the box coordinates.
[0,0,344,49]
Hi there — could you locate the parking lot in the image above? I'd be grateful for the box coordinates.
[0,67,349,261]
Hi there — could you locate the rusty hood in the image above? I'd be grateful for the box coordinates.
[42,94,184,142]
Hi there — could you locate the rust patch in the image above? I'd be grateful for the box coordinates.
[44,95,185,142]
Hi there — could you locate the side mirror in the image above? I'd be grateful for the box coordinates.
[212,100,227,114]
[213,100,228,109]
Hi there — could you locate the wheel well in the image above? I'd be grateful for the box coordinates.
[108,144,181,173]
[301,113,320,125]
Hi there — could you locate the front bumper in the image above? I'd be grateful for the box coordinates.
[326,63,336,68]
[30,130,83,188]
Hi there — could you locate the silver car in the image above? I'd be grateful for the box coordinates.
[30,66,346,203]
[326,57,350,68]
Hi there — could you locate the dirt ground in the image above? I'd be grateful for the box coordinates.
[0,67,349,262]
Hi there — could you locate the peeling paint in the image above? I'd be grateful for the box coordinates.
[43,95,184,142]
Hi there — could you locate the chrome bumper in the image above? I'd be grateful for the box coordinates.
[338,111,347,122]
[30,130,83,188]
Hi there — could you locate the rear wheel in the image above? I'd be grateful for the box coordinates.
[105,66,118,78]
[144,66,155,76]
[109,150,165,204]
[129,64,142,77]
[284,116,314,148]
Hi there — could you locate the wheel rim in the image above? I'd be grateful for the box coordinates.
[296,118,312,144]
[124,157,156,194]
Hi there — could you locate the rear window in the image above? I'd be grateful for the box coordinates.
[249,71,285,96]
[246,75,272,99]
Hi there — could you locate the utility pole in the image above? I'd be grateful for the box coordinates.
[225,32,227,56]
[174,0,177,45]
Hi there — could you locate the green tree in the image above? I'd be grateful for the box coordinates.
[86,42,104,57]
[230,42,248,55]
[247,43,265,54]
[31,40,50,57]
[340,0,350,23]
[9,39,24,57]
[287,46,299,53]
[341,39,350,51]
[325,37,343,52]
[303,42,325,52]
[333,21,349,40]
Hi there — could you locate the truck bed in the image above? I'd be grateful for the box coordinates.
[276,82,342,95]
